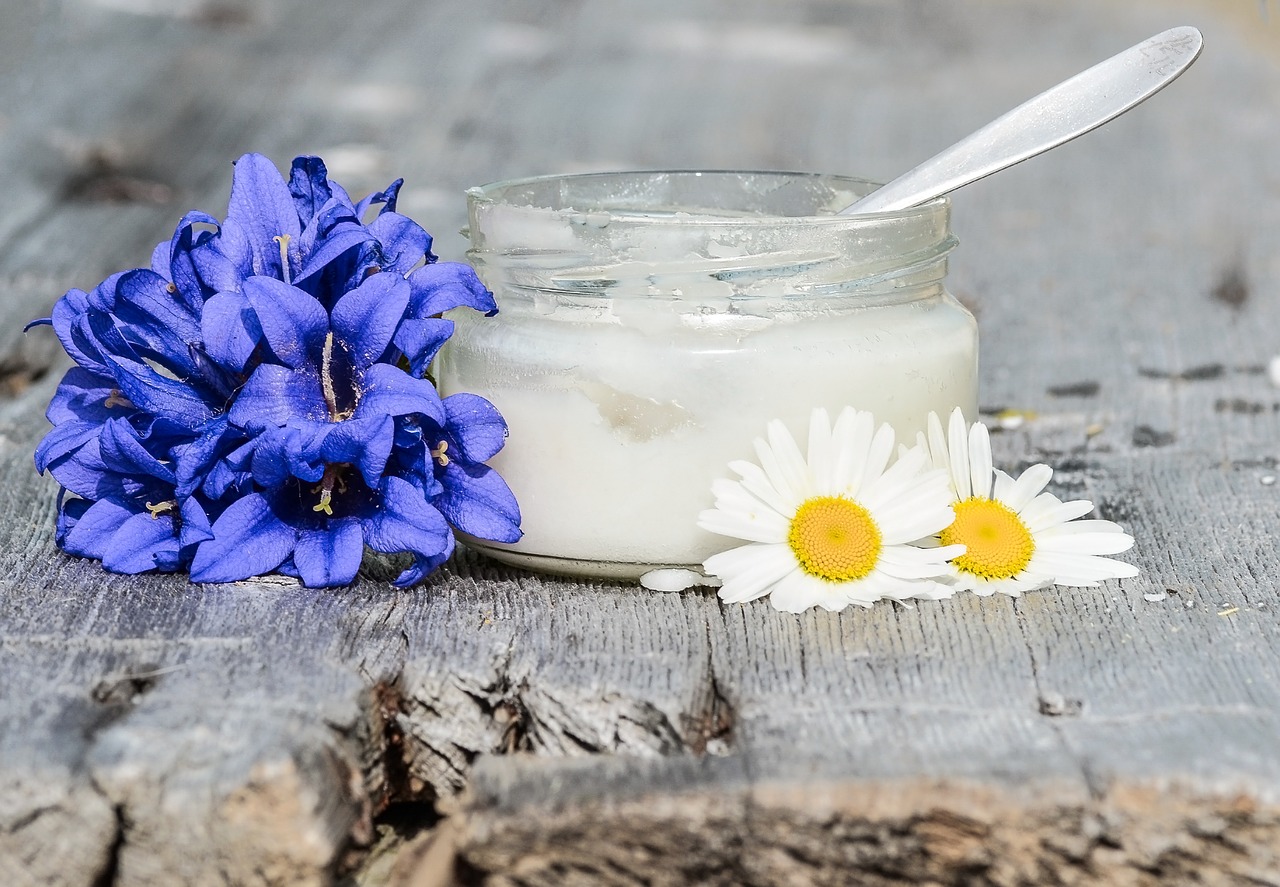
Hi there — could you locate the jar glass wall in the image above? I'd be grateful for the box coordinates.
[436,171,978,579]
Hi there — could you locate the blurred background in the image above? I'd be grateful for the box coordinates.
[1,0,1278,419]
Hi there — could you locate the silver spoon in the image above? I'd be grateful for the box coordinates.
[841,26,1203,215]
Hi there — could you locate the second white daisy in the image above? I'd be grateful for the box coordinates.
[918,408,1139,596]
[698,407,964,613]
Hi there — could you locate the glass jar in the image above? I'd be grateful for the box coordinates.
[436,171,978,580]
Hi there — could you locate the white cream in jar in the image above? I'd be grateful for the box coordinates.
[437,171,978,579]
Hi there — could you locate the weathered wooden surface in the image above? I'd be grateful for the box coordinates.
[3,0,1280,884]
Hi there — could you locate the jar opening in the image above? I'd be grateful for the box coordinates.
[468,170,945,223]
[465,170,956,303]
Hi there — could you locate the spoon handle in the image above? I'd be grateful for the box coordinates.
[840,26,1203,215]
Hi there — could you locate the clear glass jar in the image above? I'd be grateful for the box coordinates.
[437,171,978,580]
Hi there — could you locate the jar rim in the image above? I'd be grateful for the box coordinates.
[467,169,948,226]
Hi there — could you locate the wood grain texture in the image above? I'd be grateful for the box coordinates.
[2,0,1280,884]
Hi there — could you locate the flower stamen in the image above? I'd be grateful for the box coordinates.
[431,440,450,467]
[941,497,1035,580]
[787,495,882,583]
[311,465,349,516]
[273,234,292,284]
[145,500,176,519]
[320,332,342,421]
[104,389,133,409]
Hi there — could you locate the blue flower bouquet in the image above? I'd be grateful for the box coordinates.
[30,153,521,587]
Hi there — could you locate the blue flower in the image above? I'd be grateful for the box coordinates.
[31,153,518,586]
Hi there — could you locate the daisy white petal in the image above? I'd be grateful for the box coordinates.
[1028,551,1140,584]
[1002,463,1053,512]
[729,459,795,518]
[697,506,791,544]
[701,407,957,613]
[1036,527,1135,556]
[861,423,896,493]
[1019,493,1096,532]
[947,406,972,500]
[966,417,994,499]
[807,408,834,492]
[769,569,827,613]
[992,468,1017,501]
[876,544,966,579]
[707,544,797,603]
[766,419,813,501]
[753,435,801,510]
[925,410,949,474]
[860,444,931,508]
[831,407,874,496]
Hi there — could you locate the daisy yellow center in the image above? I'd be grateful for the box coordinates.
[941,497,1035,580]
[787,496,882,582]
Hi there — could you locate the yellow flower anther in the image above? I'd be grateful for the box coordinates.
[787,495,882,583]
[431,440,450,467]
[311,464,349,516]
[104,389,133,409]
[941,497,1035,580]
[145,500,176,519]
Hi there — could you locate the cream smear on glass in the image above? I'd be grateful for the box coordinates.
[436,171,978,579]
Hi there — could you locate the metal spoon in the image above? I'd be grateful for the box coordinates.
[840,26,1203,215]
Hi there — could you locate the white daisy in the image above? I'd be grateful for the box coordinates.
[918,407,1139,596]
[697,407,964,613]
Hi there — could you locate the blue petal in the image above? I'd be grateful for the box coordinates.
[288,156,333,222]
[203,438,256,499]
[407,262,497,318]
[368,212,432,275]
[362,476,452,573]
[230,363,327,430]
[46,437,116,500]
[190,493,297,582]
[55,492,89,547]
[354,364,444,424]
[89,315,213,428]
[45,367,120,426]
[201,290,263,373]
[390,541,454,588]
[331,272,410,369]
[35,420,100,475]
[243,276,328,369]
[295,210,372,284]
[98,418,176,485]
[172,415,235,498]
[192,224,250,293]
[102,510,180,574]
[441,393,509,462]
[165,211,221,311]
[225,153,301,279]
[50,286,111,374]
[293,519,363,587]
[392,318,453,379]
[320,415,393,488]
[436,461,522,543]
[354,178,405,220]
[251,422,329,486]
[178,496,214,547]
[113,269,201,378]
[62,497,133,560]
[84,271,124,313]
[150,240,169,278]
